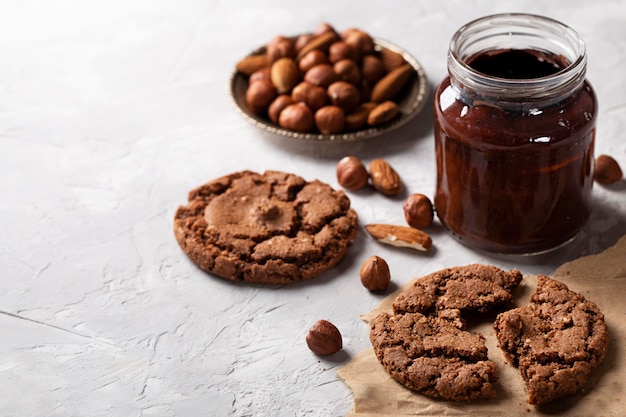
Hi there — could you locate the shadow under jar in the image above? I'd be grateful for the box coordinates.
[434,13,597,254]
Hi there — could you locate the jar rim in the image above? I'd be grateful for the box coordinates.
[448,13,587,106]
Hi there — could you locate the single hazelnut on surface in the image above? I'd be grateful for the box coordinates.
[278,102,314,132]
[594,154,623,185]
[336,156,369,190]
[359,255,391,291]
[245,79,277,115]
[306,319,342,356]
[315,105,346,134]
[403,193,434,229]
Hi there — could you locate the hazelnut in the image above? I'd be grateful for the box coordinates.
[315,105,346,134]
[343,30,375,56]
[268,94,293,124]
[266,35,296,63]
[306,319,342,356]
[361,55,386,85]
[594,154,623,185]
[245,79,277,115]
[359,255,391,291]
[327,81,360,113]
[298,49,328,73]
[278,102,314,132]
[328,41,358,63]
[336,156,369,190]
[314,22,338,36]
[249,67,271,84]
[304,64,339,88]
[292,81,327,111]
[403,193,434,229]
[333,59,361,85]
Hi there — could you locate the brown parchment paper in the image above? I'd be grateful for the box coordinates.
[338,235,626,417]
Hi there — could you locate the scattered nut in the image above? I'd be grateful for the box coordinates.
[306,319,342,356]
[336,156,369,190]
[365,223,432,252]
[594,154,623,185]
[369,158,402,196]
[403,193,434,229]
[359,255,391,291]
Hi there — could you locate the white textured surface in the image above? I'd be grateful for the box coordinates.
[1,1,625,416]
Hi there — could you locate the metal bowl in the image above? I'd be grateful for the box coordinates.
[229,37,428,142]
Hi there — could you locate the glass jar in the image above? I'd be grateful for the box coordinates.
[433,13,597,254]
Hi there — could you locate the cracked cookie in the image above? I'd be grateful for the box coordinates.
[174,170,358,284]
[494,275,609,405]
[370,311,498,401]
[370,264,522,401]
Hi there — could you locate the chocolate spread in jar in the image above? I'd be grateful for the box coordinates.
[434,49,597,254]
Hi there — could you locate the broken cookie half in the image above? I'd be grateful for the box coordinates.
[494,275,609,405]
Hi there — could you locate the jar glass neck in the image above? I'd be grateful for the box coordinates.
[447,13,587,109]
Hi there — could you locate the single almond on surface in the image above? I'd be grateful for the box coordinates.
[370,64,414,103]
[369,158,402,195]
[236,54,270,76]
[365,224,432,252]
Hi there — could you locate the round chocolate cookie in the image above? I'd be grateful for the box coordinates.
[370,264,523,401]
[494,275,609,405]
[173,170,358,284]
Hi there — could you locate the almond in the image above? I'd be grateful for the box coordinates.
[369,158,402,196]
[379,48,406,72]
[367,100,399,126]
[296,31,338,61]
[270,57,300,94]
[236,54,270,76]
[365,224,432,252]
[370,64,414,103]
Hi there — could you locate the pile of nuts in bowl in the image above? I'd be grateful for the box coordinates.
[235,22,417,135]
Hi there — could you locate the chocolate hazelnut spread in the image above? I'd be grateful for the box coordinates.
[434,14,597,254]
